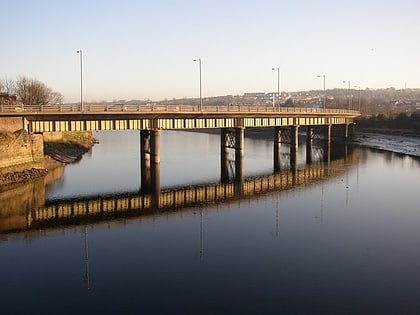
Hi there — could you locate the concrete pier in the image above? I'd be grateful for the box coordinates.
[140,129,160,194]
[290,126,299,169]
[220,129,230,182]
[137,121,344,192]
[140,130,151,193]
[150,130,160,164]
[306,126,313,164]
[324,125,332,143]
[273,127,282,171]
[234,127,244,182]
[220,128,244,182]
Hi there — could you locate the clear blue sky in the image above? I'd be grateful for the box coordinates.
[1,0,419,102]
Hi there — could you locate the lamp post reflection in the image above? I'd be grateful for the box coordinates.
[83,226,91,290]
[200,209,204,260]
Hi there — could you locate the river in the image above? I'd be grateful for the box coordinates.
[1,130,420,315]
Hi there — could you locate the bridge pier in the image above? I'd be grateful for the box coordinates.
[235,127,244,182]
[290,125,299,169]
[273,127,282,171]
[337,124,349,141]
[330,124,351,142]
[150,129,161,164]
[273,126,301,170]
[323,142,331,164]
[140,131,151,193]
[220,128,244,182]
[140,129,161,195]
[221,129,230,183]
[348,123,355,136]
[323,124,332,143]
[306,126,313,164]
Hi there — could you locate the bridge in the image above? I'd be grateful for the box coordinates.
[0,103,359,133]
[1,104,359,188]
[0,150,357,235]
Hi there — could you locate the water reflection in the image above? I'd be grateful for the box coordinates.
[0,147,356,235]
[83,226,90,290]
[0,165,63,233]
[2,132,420,315]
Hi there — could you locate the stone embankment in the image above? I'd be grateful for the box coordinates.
[0,168,48,191]
[0,131,96,190]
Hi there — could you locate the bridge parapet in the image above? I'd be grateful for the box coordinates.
[0,103,360,115]
[0,104,360,133]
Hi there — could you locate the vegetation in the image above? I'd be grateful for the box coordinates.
[44,132,96,150]
[356,112,420,135]
[0,76,63,105]
[62,131,96,147]
[44,132,96,164]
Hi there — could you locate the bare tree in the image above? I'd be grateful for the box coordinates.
[14,76,63,105]
[0,77,17,105]
[0,77,15,94]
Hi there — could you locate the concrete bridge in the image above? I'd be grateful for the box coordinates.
[0,103,359,133]
[0,103,359,170]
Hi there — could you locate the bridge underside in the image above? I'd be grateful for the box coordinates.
[25,115,354,133]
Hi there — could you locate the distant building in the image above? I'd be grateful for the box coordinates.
[243,92,267,99]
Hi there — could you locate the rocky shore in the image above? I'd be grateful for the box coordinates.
[0,168,48,191]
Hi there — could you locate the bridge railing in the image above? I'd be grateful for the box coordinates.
[0,103,360,115]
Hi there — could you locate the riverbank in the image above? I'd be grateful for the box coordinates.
[0,168,48,192]
[0,132,96,190]
[350,131,420,158]
[356,127,420,137]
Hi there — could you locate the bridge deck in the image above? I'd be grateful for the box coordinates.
[0,104,360,132]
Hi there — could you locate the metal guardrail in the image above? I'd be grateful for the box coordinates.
[0,103,360,115]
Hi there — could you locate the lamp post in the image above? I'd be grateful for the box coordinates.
[343,80,351,110]
[76,49,83,111]
[354,85,361,112]
[272,67,280,108]
[317,74,326,109]
[193,58,202,111]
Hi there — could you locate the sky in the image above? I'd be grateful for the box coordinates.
[1,0,419,102]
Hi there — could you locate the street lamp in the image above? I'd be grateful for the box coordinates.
[343,80,351,110]
[272,67,280,108]
[193,58,202,111]
[317,74,326,109]
[354,85,361,112]
[76,49,83,111]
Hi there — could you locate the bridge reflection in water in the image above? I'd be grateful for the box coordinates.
[2,144,356,234]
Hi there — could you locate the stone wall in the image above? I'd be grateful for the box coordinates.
[0,118,44,172]
[0,117,25,132]
[42,131,64,142]
[0,132,44,172]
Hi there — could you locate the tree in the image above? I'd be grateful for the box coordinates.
[0,77,17,105]
[284,97,295,107]
[14,76,63,105]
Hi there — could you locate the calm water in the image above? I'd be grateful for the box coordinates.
[1,130,420,315]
